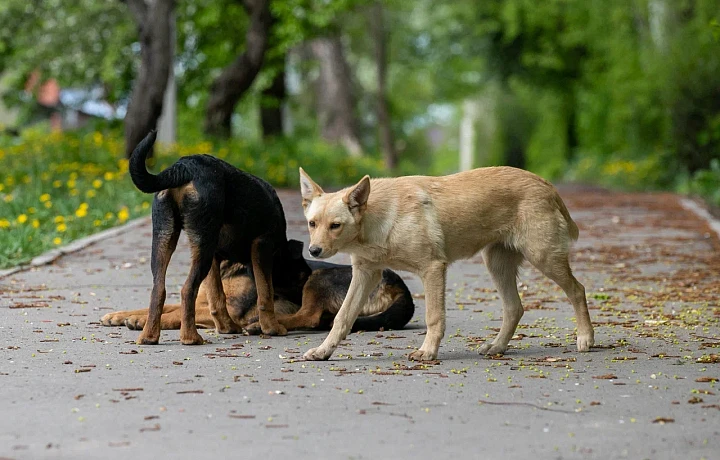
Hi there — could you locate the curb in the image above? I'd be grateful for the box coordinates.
[0,216,151,280]
[680,198,720,240]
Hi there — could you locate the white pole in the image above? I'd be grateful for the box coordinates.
[459,99,479,171]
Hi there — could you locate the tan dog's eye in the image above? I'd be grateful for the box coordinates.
[329,223,341,230]
[309,221,316,228]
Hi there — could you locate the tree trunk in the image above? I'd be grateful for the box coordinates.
[204,0,272,138]
[310,37,363,157]
[369,2,396,169]
[260,68,286,138]
[122,0,175,158]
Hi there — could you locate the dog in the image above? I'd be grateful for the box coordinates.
[128,130,303,345]
[297,166,595,361]
[100,252,414,334]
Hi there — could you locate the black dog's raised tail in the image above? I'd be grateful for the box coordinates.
[129,130,193,193]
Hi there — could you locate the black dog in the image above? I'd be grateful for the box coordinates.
[129,130,305,345]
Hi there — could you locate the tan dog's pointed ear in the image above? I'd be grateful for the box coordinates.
[299,167,324,208]
[343,175,371,214]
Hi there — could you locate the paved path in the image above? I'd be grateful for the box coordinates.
[1,187,719,460]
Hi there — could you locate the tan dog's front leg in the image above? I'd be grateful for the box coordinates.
[409,262,447,361]
[303,265,381,360]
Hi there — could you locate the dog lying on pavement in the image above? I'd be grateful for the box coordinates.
[101,250,415,334]
[297,166,594,361]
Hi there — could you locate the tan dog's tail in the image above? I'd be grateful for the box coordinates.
[555,195,579,241]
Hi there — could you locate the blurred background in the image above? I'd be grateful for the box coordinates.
[0,0,719,267]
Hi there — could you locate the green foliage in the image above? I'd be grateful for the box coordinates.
[1,0,719,211]
[0,0,135,103]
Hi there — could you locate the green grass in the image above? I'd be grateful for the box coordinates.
[0,129,386,268]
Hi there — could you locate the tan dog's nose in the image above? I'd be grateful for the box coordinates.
[309,246,322,258]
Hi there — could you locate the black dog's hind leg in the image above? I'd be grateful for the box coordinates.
[178,222,223,345]
[137,192,181,345]
[251,237,287,336]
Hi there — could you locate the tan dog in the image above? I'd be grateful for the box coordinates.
[298,166,594,361]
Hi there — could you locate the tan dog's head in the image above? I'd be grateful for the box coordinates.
[299,168,370,259]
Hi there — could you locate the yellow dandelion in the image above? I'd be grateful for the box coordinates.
[93,219,101,227]
[75,208,88,218]
[28,207,36,214]
[92,179,103,189]
[69,172,78,180]
[0,184,4,192]
[41,172,50,181]
[22,175,31,184]
[54,216,65,224]
[17,214,28,224]
[53,237,62,245]
[57,223,67,232]
[40,193,51,202]
[53,180,62,188]
[117,207,129,222]
[5,177,15,186]
[32,219,40,229]
[44,201,53,209]
[0,219,10,229]
[141,201,150,210]
[3,195,13,203]
[69,189,79,196]
[66,179,76,188]
[86,190,96,198]
[104,172,115,181]
[105,212,114,220]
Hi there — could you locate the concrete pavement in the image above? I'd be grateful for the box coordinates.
[1,187,719,459]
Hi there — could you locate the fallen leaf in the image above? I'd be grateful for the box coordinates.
[139,424,160,432]
[593,374,618,380]
[652,417,675,424]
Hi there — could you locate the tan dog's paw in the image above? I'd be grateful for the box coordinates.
[577,333,594,352]
[101,312,129,326]
[408,349,438,362]
[477,342,507,356]
[303,347,333,361]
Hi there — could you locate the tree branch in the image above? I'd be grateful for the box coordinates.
[204,0,273,137]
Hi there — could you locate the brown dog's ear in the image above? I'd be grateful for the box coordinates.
[299,167,324,207]
[343,175,371,213]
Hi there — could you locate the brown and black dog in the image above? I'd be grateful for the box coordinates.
[101,252,415,334]
[128,130,306,345]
